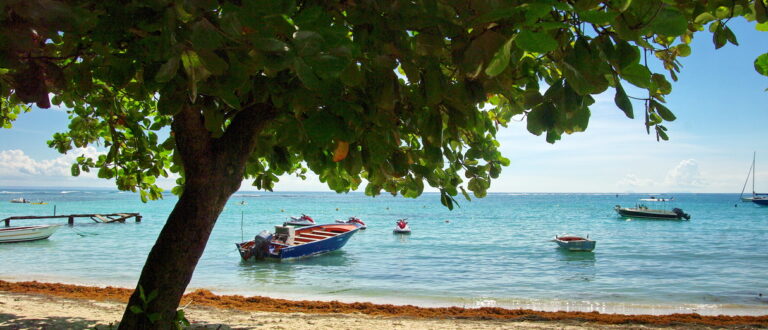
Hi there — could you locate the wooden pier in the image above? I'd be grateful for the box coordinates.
[2,213,142,227]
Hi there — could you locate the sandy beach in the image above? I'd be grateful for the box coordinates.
[1,280,767,329]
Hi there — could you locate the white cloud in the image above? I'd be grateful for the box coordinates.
[0,147,103,179]
[617,174,655,188]
[615,159,709,192]
[664,159,707,188]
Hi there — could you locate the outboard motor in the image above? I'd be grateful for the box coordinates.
[250,230,273,259]
[672,208,691,220]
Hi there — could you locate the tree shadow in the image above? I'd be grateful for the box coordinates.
[0,312,118,329]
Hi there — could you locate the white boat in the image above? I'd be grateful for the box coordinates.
[10,197,30,203]
[552,235,596,252]
[0,224,61,243]
[393,219,411,234]
[639,196,673,202]
[740,152,767,202]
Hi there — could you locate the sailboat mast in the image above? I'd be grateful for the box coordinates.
[753,151,756,196]
[740,153,754,199]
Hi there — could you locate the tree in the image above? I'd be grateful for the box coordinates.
[2,0,766,328]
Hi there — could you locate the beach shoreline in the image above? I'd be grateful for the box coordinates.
[1,280,766,329]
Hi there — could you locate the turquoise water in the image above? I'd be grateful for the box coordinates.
[1,188,767,316]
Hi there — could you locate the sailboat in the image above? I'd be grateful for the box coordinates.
[740,152,767,202]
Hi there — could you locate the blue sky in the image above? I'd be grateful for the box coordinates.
[1,19,766,193]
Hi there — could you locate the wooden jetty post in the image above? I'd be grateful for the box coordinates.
[2,213,142,227]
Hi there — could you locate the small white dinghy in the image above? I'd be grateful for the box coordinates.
[552,235,596,252]
[0,224,61,243]
[393,219,411,234]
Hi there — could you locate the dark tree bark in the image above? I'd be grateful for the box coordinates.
[118,103,274,329]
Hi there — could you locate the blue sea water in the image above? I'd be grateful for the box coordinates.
[1,188,767,316]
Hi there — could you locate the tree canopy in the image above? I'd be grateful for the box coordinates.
[2,0,767,328]
[1,0,763,207]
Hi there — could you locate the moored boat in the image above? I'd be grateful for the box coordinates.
[552,235,596,252]
[393,219,411,234]
[236,223,359,260]
[639,196,673,202]
[0,224,61,243]
[739,152,766,202]
[10,198,29,203]
[753,198,768,206]
[336,216,367,229]
[283,214,315,227]
[614,205,690,220]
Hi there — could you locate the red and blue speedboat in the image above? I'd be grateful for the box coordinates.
[236,223,359,260]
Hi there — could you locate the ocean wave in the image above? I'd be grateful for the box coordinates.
[0,191,24,194]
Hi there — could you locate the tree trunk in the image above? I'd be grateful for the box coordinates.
[117,180,232,329]
[118,103,273,329]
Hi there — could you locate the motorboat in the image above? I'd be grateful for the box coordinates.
[283,214,315,227]
[552,235,596,252]
[336,216,367,229]
[0,224,61,243]
[236,223,359,260]
[393,219,411,234]
[10,198,29,203]
[615,205,691,220]
[639,196,673,202]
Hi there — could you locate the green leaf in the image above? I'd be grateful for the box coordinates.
[146,289,159,303]
[181,49,212,102]
[713,24,727,49]
[610,0,632,12]
[647,8,688,36]
[579,10,618,24]
[294,58,322,90]
[197,49,228,76]
[190,19,223,50]
[515,30,558,53]
[251,38,289,52]
[619,64,651,88]
[155,56,180,83]
[293,31,324,57]
[723,26,739,46]
[656,125,669,140]
[676,44,691,57]
[485,36,515,77]
[340,62,364,87]
[615,41,639,69]
[756,0,768,23]
[651,100,676,121]
[147,313,162,323]
[129,305,144,314]
[614,83,633,118]
[755,53,768,76]
[71,164,80,176]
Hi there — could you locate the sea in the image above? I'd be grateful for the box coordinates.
[1,188,766,316]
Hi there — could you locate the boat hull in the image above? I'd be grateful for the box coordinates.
[554,239,596,252]
[753,198,768,206]
[0,225,60,243]
[277,228,357,259]
[237,223,359,261]
[615,206,689,220]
